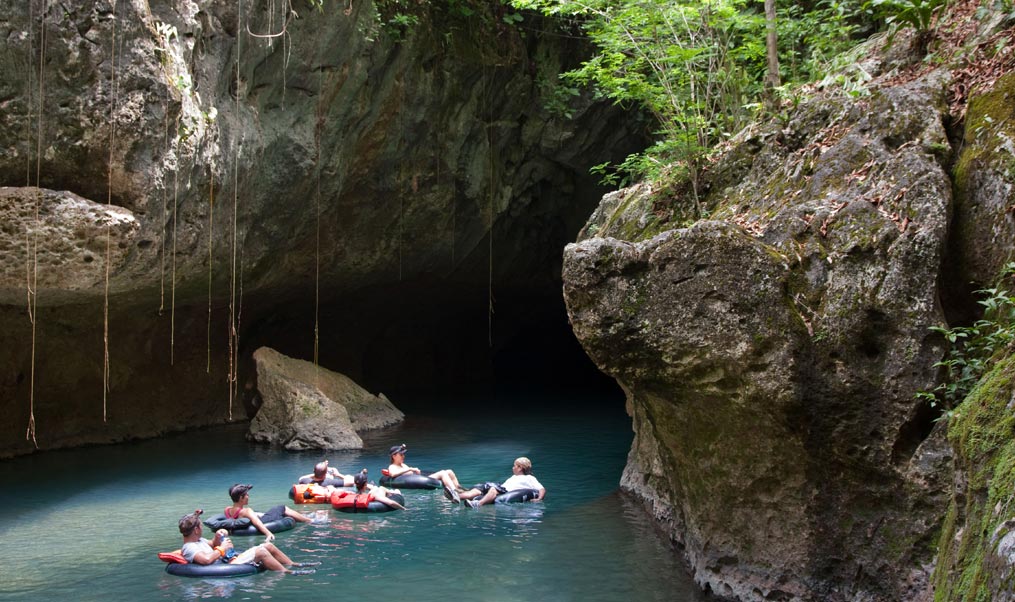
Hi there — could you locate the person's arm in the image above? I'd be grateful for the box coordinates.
[327,467,342,477]
[387,463,420,477]
[526,476,545,502]
[372,490,406,510]
[241,507,275,542]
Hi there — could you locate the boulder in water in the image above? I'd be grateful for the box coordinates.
[247,347,404,450]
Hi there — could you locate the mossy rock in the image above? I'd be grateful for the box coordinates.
[933,352,1015,601]
[951,72,1015,287]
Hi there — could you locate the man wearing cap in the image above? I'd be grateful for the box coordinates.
[387,443,465,502]
[457,457,546,508]
[298,460,354,487]
[177,509,308,573]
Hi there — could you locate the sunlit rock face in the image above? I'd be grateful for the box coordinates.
[0,1,645,457]
[564,71,961,601]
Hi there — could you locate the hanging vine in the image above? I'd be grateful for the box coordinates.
[170,131,179,365]
[398,77,405,281]
[103,0,120,419]
[25,0,49,448]
[313,59,323,373]
[227,0,243,420]
[486,66,495,348]
[159,74,168,316]
[207,165,214,373]
[246,0,295,107]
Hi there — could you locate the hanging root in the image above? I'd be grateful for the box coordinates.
[103,0,119,421]
[25,0,49,448]
[207,167,214,373]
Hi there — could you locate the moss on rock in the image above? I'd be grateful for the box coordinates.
[934,352,1015,601]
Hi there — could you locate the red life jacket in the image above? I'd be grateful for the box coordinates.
[330,490,374,510]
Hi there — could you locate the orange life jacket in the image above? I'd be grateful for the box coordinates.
[291,483,331,504]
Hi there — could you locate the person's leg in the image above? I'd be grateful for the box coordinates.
[458,488,482,501]
[263,542,294,565]
[431,469,463,491]
[251,545,286,572]
[474,487,499,507]
[284,506,311,523]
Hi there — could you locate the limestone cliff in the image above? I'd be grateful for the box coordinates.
[562,17,1015,602]
[0,0,644,456]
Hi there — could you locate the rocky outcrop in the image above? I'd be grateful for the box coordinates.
[564,70,958,600]
[932,353,1015,601]
[951,72,1015,287]
[0,188,140,305]
[248,346,402,450]
[0,1,644,456]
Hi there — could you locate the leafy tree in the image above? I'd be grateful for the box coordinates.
[512,0,874,215]
[513,0,768,210]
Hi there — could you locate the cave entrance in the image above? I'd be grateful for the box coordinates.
[240,279,624,414]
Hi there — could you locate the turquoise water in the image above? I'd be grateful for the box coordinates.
[0,394,707,601]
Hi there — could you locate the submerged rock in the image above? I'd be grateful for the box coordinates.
[248,346,403,451]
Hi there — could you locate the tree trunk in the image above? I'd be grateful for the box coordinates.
[764,0,780,106]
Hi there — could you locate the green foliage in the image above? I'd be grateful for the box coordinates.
[374,0,423,40]
[510,0,880,216]
[776,0,872,83]
[512,0,772,208]
[866,0,946,32]
[537,72,582,118]
[919,262,1015,418]
[932,353,1015,602]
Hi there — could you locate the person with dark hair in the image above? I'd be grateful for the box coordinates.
[331,469,406,510]
[387,443,465,503]
[225,484,311,541]
[298,459,354,487]
[457,457,546,508]
[177,509,311,573]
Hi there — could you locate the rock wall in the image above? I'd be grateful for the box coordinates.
[563,63,964,599]
[928,72,1015,602]
[0,0,645,457]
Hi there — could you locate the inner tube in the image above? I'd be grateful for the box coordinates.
[494,489,540,504]
[203,514,296,536]
[165,561,264,578]
[297,476,347,487]
[379,473,441,490]
[330,490,405,513]
[159,550,265,578]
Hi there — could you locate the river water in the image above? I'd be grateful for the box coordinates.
[0,393,708,601]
